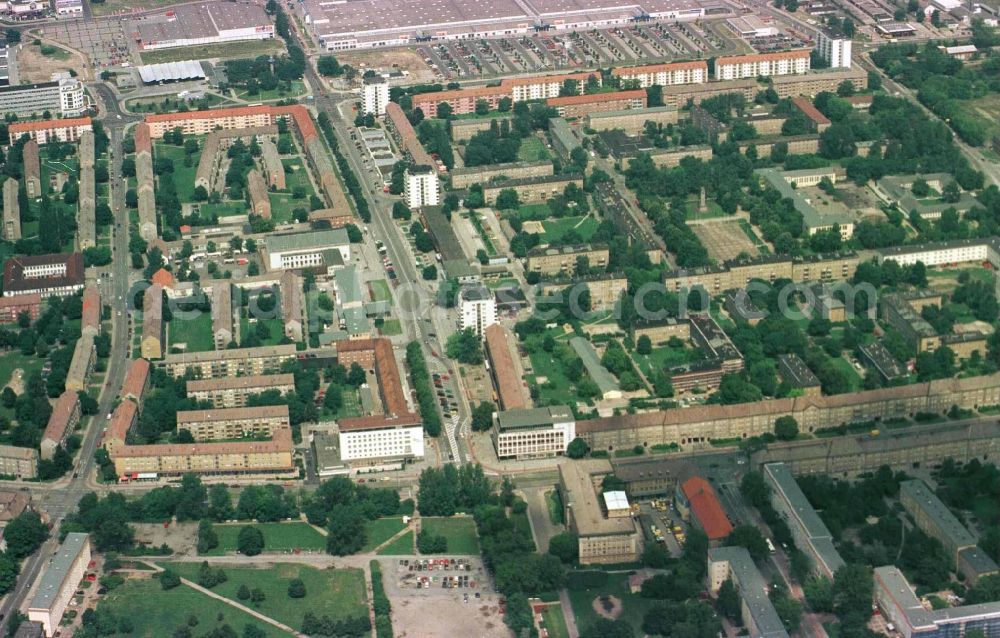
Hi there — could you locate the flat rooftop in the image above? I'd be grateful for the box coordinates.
[900,479,977,549]
[560,459,638,537]
[135,2,271,44]
[709,546,789,638]
[29,533,89,611]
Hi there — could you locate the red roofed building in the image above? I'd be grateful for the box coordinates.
[8,117,93,145]
[81,284,101,337]
[547,89,647,119]
[678,476,733,541]
[121,358,151,405]
[791,96,832,132]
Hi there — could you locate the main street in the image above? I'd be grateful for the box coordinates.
[288,20,472,465]
[0,82,139,634]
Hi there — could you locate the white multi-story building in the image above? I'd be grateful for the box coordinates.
[878,238,1000,268]
[405,165,439,209]
[338,416,425,469]
[816,30,852,68]
[0,79,87,118]
[714,51,811,80]
[28,533,91,638]
[54,0,83,15]
[459,286,496,336]
[611,61,708,88]
[505,72,593,101]
[363,75,389,116]
[493,406,576,460]
[265,228,351,270]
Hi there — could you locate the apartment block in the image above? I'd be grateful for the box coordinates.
[493,406,575,460]
[0,444,37,479]
[714,51,811,80]
[185,373,295,407]
[28,533,90,638]
[176,405,290,441]
[611,61,708,88]
[41,390,81,461]
[161,344,298,378]
[525,244,610,275]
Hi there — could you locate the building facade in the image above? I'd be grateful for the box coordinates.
[459,286,497,336]
[185,373,295,408]
[176,405,290,441]
[363,76,389,116]
[404,165,439,209]
[27,533,91,638]
[160,344,298,378]
[0,79,87,118]
[493,406,575,460]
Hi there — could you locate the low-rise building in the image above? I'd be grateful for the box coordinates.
[141,284,163,360]
[64,334,94,392]
[757,168,854,239]
[480,174,583,206]
[484,324,530,411]
[0,445,37,479]
[764,462,845,578]
[121,358,151,403]
[211,281,233,349]
[23,140,40,198]
[707,546,790,638]
[559,459,641,564]
[492,406,575,460]
[610,61,708,88]
[27,533,91,638]
[570,337,622,400]
[281,270,305,342]
[858,341,907,383]
[265,228,350,271]
[186,373,295,408]
[677,476,733,542]
[176,405,290,442]
[41,391,80,461]
[2,177,20,241]
[2,253,84,299]
[161,344,298,378]
[526,244,609,276]
[450,160,553,190]
[109,428,295,477]
[631,317,690,344]
[0,491,30,527]
[246,169,271,219]
[777,353,822,397]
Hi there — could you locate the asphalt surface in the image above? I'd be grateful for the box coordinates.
[0,82,139,634]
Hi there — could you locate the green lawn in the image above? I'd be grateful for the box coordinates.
[631,345,701,376]
[163,563,367,630]
[239,317,287,347]
[379,319,402,336]
[361,518,408,552]
[518,136,551,162]
[0,352,44,390]
[197,201,248,220]
[568,573,661,638]
[377,531,415,555]
[546,490,565,526]
[517,203,551,221]
[96,577,286,638]
[420,517,480,555]
[155,143,199,203]
[204,523,327,555]
[829,355,863,392]
[168,312,215,353]
[527,346,581,407]
[370,279,392,303]
[268,158,317,222]
[140,39,286,64]
[322,386,362,420]
[540,216,598,244]
[236,80,307,102]
[540,604,571,638]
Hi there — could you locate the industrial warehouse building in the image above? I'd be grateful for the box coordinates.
[132,2,274,51]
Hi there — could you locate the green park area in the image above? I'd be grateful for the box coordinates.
[369,280,392,303]
[361,517,408,552]
[567,572,661,638]
[379,319,403,336]
[540,216,599,244]
[518,136,550,162]
[376,531,414,555]
[163,562,368,630]
[630,343,702,377]
[540,604,571,638]
[168,313,214,353]
[154,143,199,202]
[269,158,319,222]
[94,577,287,638]
[203,522,327,555]
[420,517,480,555]
[236,80,307,102]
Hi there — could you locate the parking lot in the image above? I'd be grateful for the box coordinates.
[407,19,748,81]
[380,556,510,638]
[41,16,135,69]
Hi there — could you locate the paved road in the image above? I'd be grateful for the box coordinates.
[0,82,139,634]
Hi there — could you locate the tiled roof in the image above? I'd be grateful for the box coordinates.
[681,476,733,540]
[9,116,92,133]
[612,61,707,76]
[547,89,646,107]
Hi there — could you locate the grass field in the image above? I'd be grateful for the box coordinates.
[154,143,198,203]
[0,352,44,390]
[540,216,599,244]
[125,94,232,114]
[379,319,402,336]
[168,313,214,353]
[527,346,580,407]
[204,522,327,555]
[96,577,286,638]
[420,517,480,555]
[518,136,550,162]
[140,39,286,65]
[568,573,660,638]
[361,518,408,552]
[239,317,287,347]
[236,80,307,102]
[631,345,701,377]
[197,201,248,220]
[370,279,392,303]
[377,531,414,555]
[322,386,362,420]
[269,158,317,222]
[163,563,367,630]
[540,604,571,638]
[517,203,551,221]
[829,356,863,392]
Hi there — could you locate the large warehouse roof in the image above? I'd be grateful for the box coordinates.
[138,60,206,84]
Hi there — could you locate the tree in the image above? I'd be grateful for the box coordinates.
[724,525,770,563]
[287,578,306,598]
[717,579,742,622]
[547,532,578,563]
[566,437,590,459]
[160,569,181,590]
[470,401,495,432]
[774,416,799,441]
[1,388,16,409]
[422,265,438,280]
[417,528,447,553]
[317,56,342,76]
[250,588,266,606]
[636,335,652,355]
[197,519,219,554]
[236,526,265,556]
[3,511,48,560]
[326,506,366,555]
[834,563,873,616]
[494,189,520,210]
[445,328,484,364]
[436,102,453,119]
